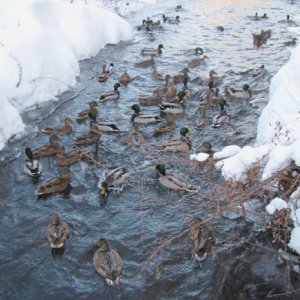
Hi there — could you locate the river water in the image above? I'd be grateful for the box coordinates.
[1,0,300,299]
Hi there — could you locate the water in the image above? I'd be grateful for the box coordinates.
[1,0,300,299]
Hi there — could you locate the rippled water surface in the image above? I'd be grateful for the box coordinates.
[1,0,300,299]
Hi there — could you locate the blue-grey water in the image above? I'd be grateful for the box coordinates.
[1,0,300,299]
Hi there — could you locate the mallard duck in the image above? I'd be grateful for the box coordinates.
[32,135,61,158]
[203,70,217,87]
[173,67,189,84]
[119,71,132,86]
[153,75,173,96]
[131,104,162,125]
[162,14,170,23]
[24,147,43,177]
[134,55,155,68]
[127,125,145,149]
[212,100,230,128]
[188,218,215,261]
[253,29,272,48]
[106,63,115,75]
[93,238,122,286]
[139,94,162,106]
[159,127,192,152]
[163,83,177,99]
[184,47,203,55]
[188,55,209,68]
[99,83,121,102]
[141,44,164,56]
[168,16,180,24]
[156,164,196,192]
[76,101,99,122]
[41,117,73,135]
[74,123,102,146]
[155,113,176,133]
[252,65,267,78]
[175,5,182,11]
[152,65,164,81]
[35,167,74,196]
[87,111,120,133]
[100,166,129,192]
[225,84,252,101]
[284,37,297,47]
[159,91,186,114]
[216,25,224,31]
[56,146,85,167]
[46,213,70,249]
[254,12,268,20]
[97,64,109,82]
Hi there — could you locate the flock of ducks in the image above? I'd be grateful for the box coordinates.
[21,6,297,286]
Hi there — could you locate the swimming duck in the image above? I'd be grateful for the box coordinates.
[127,125,145,149]
[35,167,74,196]
[76,101,99,122]
[41,117,73,135]
[199,142,213,154]
[106,63,115,75]
[56,146,85,167]
[254,12,268,21]
[252,65,267,78]
[168,16,180,24]
[173,67,189,84]
[162,14,170,23]
[184,47,203,55]
[159,127,192,152]
[141,44,164,56]
[139,94,162,106]
[188,218,215,261]
[216,25,224,31]
[153,75,173,96]
[188,55,209,68]
[155,164,196,192]
[32,135,61,158]
[155,113,176,134]
[152,65,164,81]
[93,238,122,286]
[24,147,43,177]
[88,111,120,133]
[131,104,162,125]
[159,91,186,114]
[100,166,129,193]
[212,100,230,128]
[225,84,252,101]
[99,83,121,102]
[175,5,182,11]
[46,213,70,249]
[119,71,133,86]
[97,64,109,82]
[284,37,297,47]
[203,70,217,87]
[134,55,155,68]
[74,123,102,146]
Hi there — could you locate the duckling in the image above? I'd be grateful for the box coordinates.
[225,84,252,101]
[24,147,43,177]
[188,55,209,68]
[31,135,61,158]
[252,64,267,78]
[156,164,196,192]
[93,238,122,286]
[74,123,102,146]
[284,37,297,47]
[56,146,85,167]
[99,83,121,102]
[106,63,115,75]
[188,218,215,262]
[97,64,109,82]
[159,127,192,152]
[119,71,133,86]
[127,125,145,149]
[184,47,204,56]
[163,82,177,99]
[173,67,189,84]
[152,65,164,81]
[168,16,180,24]
[46,213,70,249]
[155,113,176,134]
[139,94,162,106]
[141,44,164,56]
[134,55,155,68]
[35,167,74,196]
[76,101,99,122]
[41,117,73,135]
[131,104,162,125]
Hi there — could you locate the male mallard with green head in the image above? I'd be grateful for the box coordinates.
[156,164,196,192]
[168,15,180,24]
[31,135,61,158]
[46,213,70,249]
[99,83,121,102]
[88,111,120,133]
[188,218,215,261]
[131,104,162,125]
[159,127,192,152]
[24,147,43,177]
[141,44,164,56]
[93,238,122,286]
[212,99,229,128]
[41,117,73,135]
[159,91,186,114]
[35,167,74,196]
[225,84,252,101]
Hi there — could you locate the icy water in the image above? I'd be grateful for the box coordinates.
[1,0,300,299]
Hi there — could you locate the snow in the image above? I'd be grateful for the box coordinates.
[288,227,300,255]
[265,197,288,215]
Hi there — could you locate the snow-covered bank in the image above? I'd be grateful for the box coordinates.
[0,0,134,150]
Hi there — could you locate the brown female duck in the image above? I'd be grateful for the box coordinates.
[41,117,73,135]
[76,101,99,122]
[32,135,61,158]
[74,123,102,146]
[56,146,85,167]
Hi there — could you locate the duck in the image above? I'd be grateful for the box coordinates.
[199,142,213,154]
[212,100,230,128]
[99,83,121,102]
[252,65,267,78]
[100,166,129,193]
[162,82,177,99]
[159,91,186,114]
[254,12,268,20]
[168,16,180,24]
[155,164,196,192]
[188,55,209,68]
[284,37,297,47]
[93,238,122,286]
[162,14,170,23]
[184,47,204,55]
[134,55,155,68]
[225,84,252,101]
[175,5,183,11]
[41,117,73,135]
[159,127,192,152]
[119,71,133,86]
[24,147,43,177]
[74,123,102,146]
[216,25,224,31]
[35,167,74,196]
[76,101,99,122]
[141,44,164,56]
[153,75,173,96]
[46,213,70,249]
[106,63,115,75]
[56,146,85,167]
[87,111,120,133]
[131,104,162,125]
[155,113,176,134]
[97,64,109,82]
[31,135,61,158]
[127,125,145,149]
[188,218,215,262]
[139,94,162,106]
[253,29,272,48]
[203,70,217,87]
[152,65,164,81]
[173,67,189,84]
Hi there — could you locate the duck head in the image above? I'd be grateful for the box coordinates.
[64,117,73,125]
[131,104,141,114]
[195,47,204,55]
[60,168,75,178]
[49,213,60,226]
[180,127,192,137]
[96,238,110,252]
[49,135,61,145]
[114,83,121,91]
[156,164,166,176]
[25,147,33,160]
[178,90,186,101]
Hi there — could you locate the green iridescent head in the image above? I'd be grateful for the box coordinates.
[156,164,166,176]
